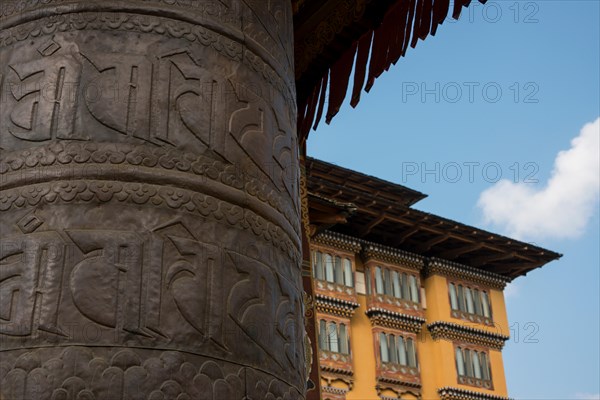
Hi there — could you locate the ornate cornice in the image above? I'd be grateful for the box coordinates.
[378,376,422,389]
[0,142,300,236]
[321,385,349,395]
[0,179,300,265]
[312,231,426,272]
[424,258,510,290]
[0,7,295,103]
[321,364,353,377]
[427,322,510,350]
[366,308,425,333]
[438,387,512,400]
[315,293,359,318]
[376,377,422,400]
[300,165,311,246]
[362,243,424,271]
[313,231,362,254]
[320,368,354,393]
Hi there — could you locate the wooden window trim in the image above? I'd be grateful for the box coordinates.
[448,279,494,325]
[311,245,356,289]
[365,260,422,305]
[453,342,494,390]
[317,314,352,356]
[373,327,420,372]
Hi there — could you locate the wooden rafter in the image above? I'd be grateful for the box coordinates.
[439,243,485,259]
[470,252,517,267]
[306,158,562,278]
[296,0,487,141]
[416,234,450,253]
[359,212,389,237]
[393,226,421,246]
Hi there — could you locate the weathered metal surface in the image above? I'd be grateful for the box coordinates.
[0,1,304,398]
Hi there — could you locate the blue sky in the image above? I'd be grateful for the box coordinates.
[307,1,600,398]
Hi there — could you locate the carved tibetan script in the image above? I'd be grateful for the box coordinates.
[0,223,302,372]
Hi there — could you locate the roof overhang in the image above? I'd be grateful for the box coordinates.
[292,0,488,141]
[307,158,562,280]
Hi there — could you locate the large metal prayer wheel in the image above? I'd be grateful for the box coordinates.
[0,1,304,398]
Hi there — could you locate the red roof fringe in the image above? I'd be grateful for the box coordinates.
[298,0,487,141]
[350,32,373,108]
[312,72,328,131]
[326,41,357,124]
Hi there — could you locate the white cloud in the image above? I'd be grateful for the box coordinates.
[574,393,600,400]
[478,117,600,240]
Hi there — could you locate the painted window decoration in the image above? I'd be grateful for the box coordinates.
[366,266,420,303]
[318,319,351,355]
[455,346,493,389]
[448,282,493,324]
[312,251,354,288]
[378,332,418,369]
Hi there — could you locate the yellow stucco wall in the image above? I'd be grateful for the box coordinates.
[489,288,510,338]
[419,274,509,398]
[423,274,509,336]
[320,257,510,400]
[419,333,508,398]
[346,265,379,399]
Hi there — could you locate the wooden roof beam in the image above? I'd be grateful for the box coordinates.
[438,243,485,259]
[489,262,542,276]
[416,234,450,253]
[471,252,517,267]
[392,226,421,246]
[361,209,535,261]
[358,213,388,237]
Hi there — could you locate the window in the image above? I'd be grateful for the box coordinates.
[371,266,420,303]
[343,258,353,287]
[449,283,459,310]
[449,282,492,320]
[455,346,493,388]
[378,332,418,368]
[392,271,401,297]
[318,319,351,355]
[409,275,419,302]
[312,250,354,288]
[325,254,334,282]
[375,266,384,294]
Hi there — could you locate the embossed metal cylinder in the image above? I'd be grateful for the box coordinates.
[0,1,304,399]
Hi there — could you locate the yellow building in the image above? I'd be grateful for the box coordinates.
[305,158,560,400]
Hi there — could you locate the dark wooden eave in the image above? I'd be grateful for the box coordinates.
[292,0,487,142]
[307,157,427,207]
[308,192,357,236]
[307,158,562,280]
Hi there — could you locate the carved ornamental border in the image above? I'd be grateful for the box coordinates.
[0,7,296,104]
[438,387,512,400]
[321,363,354,378]
[312,231,425,272]
[427,322,510,350]
[424,258,511,290]
[362,243,425,271]
[366,308,426,334]
[0,142,301,236]
[0,179,300,265]
[376,377,422,400]
[315,293,360,318]
[312,231,362,254]
[321,384,350,400]
[0,346,304,400]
